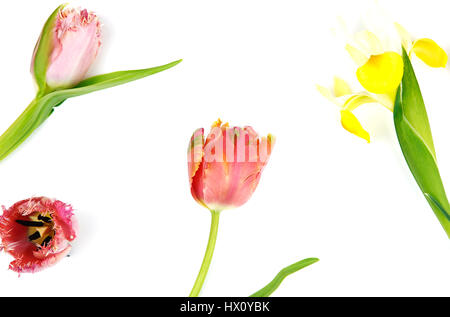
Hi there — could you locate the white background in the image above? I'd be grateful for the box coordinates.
[0,0,449,297]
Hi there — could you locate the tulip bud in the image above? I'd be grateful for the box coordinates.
[31,5,102,92]
[188,119,275,212]
[0,197,77,273]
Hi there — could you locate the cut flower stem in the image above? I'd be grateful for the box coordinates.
[189,210,220,297]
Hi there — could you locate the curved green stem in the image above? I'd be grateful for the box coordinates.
[0,96,56,161]
[189,210,220,297]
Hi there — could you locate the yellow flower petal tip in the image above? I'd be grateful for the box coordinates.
[394,23,412,51]
[212,118,228,128]
[346,44,369,66]
[355,30,383,55]
[340,110,370,143]
[212,118,222,127]
[333,77,352,97]
[412,38,448,68]
[356,52,404,94]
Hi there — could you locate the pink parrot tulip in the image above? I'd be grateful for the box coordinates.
[188,119,275,212]
[0,197,77,273]
[187,119,275,297]
[31,7,102,90]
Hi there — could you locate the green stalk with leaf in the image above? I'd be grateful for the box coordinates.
[0,4,181,161]
[318,17,450,238]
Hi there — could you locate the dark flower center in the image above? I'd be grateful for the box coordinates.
[15,212,55,248]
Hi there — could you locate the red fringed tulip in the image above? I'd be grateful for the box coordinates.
[187,119,275,296]
[188,119,275,212]
[0,197,77,273]
[31,7,102,90]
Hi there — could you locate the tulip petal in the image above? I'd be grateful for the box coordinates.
[46,8,102,90]
[412,38,448,68]
[340,110,370,142]
[356,52,404,94]
[188,128,204,185]
[32,4,67,93]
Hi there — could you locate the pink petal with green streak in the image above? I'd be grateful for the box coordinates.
[43,8,102,89]
[188,121,274,211]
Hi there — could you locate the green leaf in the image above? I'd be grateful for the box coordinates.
[33,4,66,94]
[0,60,182,161]
[394,48,450,237]
[249,258,319,297]
[52,59,183,100]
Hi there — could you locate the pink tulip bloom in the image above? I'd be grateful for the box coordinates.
[32,7,102,90]
[188,119,275,211]
[0,197,77,274]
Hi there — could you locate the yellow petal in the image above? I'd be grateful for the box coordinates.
[355,30,383,55]
[412,38,448,68]
[342,92,394,112]
[394,23,413,52]
[343,94,377,112]
[340,110,370,143]
[356,52,404,94]
[333,77,352,97]
[316,84,340,105]
[346,44,369,66]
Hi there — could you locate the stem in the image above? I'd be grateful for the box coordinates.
[189,210,220,297]
[0,96,55,161]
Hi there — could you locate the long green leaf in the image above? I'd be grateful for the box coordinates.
[49,59,182,102]
[0,60,182,161]
[393,48,450,237]
[249,258,319,297]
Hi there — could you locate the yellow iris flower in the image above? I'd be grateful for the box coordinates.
[319,23,447,142]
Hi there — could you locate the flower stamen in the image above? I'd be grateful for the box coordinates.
[16,212,55,249]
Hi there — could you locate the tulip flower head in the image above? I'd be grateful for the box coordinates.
[0,197,77,273]
[318,16,447,142]
[0,4,181,163]
[188,119,275,212]
[31,6,102,91]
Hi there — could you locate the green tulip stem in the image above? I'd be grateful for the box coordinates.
[0,97,46,161]
[189,210,221,297]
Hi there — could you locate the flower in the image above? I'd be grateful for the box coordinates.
[188,119,275,212]
[318,14,447,142]
[0,197,77,274]
[187,119,279,297]
[0,4,181,163]
[31,6,102,91]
